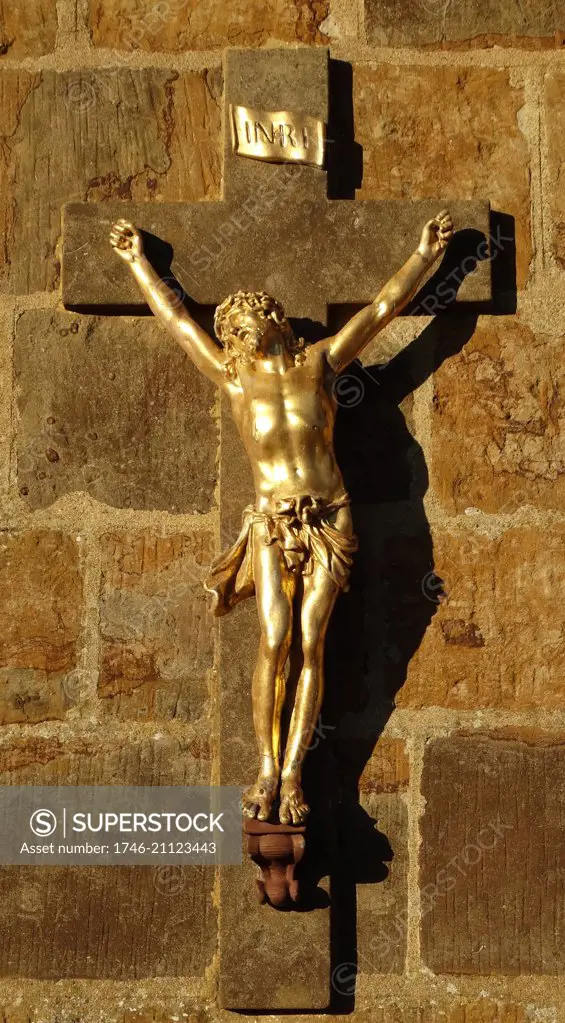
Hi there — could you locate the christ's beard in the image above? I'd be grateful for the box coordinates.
[233,326,294,361]
[237,328,264,357]
[244,330,262,349]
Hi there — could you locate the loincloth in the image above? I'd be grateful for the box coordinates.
[205,493,358,618]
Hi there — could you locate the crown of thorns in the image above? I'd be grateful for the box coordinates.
[214,290,306,380]
[214,290,292,343]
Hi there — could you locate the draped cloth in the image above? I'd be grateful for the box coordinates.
[205,493,358,618]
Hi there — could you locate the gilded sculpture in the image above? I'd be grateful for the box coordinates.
[110,210,453,827]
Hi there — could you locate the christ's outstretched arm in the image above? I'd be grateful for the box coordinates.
[325,209,453,374]
[110,219,228,387]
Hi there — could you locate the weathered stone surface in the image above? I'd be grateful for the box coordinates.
[421,732,565,974]
[0,1009,206,1023]
[327,502,565,714]
[64,198,491,320]
[99,530,215,720]
[89,0,329,50]
[397,525,565,709]
[0,732,211,782]
[222,47,328,203]
[353,65,530,288]
[0,531,82,725]
[119,1015,204,1023]
[316,736,411,980]
[0,1002,537,1023]
[0,69,221,294]
[545,71,565,270]
[356,764,409,975]
[15,311,217,512]
[218,397,331,1011]
[120,1015,204,1023]
[63,49,491,317]
[358,737,410,795]
[366,0,564,48]
[430,319,565,513]
[0,1,57,57]
[352,1005,527,1023]
[0,733,214,978]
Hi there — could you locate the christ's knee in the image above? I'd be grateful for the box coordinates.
[259,619,291,666]
[301,621,325,668]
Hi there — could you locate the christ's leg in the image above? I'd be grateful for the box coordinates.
[243,521,296,822]
[279,562,339,825]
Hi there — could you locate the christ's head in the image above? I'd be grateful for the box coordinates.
[214,290,305,377]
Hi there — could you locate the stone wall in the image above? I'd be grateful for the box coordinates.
[0,1,564,1021]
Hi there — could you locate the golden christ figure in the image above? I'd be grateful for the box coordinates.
[110,210,453,826]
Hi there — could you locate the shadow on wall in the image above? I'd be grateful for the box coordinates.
[325,310,479,1006]
[314,59,518,1009]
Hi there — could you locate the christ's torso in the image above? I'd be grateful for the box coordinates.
[229,345,345,511]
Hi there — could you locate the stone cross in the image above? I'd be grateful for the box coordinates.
[61,48,491,1013]
[62,48,490,322]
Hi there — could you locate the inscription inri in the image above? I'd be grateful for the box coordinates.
[230,104,325,167]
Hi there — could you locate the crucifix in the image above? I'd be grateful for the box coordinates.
[62,47,491,1012]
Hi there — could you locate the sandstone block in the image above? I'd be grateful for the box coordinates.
[0,69,220,294]
[0,531,82,725]
[89,0,329,50]
[544,71,565,270]
[99,530,215,720]
[366,0,564,48]
[352,1003,527,1022]
[0,733,214,978]
[430,319,565,513]
[421,732,565,974]
[15,312,217,512]
[353,66,530,288]
[0,1,57,57]
[358,737,410,796]
[398,525,565,709]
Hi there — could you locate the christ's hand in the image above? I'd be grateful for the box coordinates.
[109,219,227,387]
[110,219,144,264]
[417,209,453,263]
[325,207,455,372]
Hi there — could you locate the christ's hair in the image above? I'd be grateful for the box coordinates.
[214,290,305,378]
